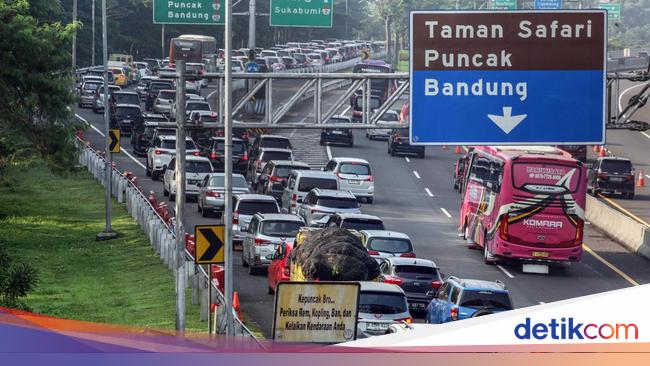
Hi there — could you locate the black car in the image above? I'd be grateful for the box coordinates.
[207,137,249,175]
[130,114,169,155]
[378,257,443,312]
[320,116,354,147]
[256,160,311,199]
[111,104,143,136]
[588,157,635,199]
[388,127,424,158]
[145,80,174,111]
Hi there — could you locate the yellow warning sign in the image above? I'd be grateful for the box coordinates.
[195,225,225,264]
[109,129,120,153]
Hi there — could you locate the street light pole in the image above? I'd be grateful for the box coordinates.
[225,0,235,337]
[162,24,166,59]
[72,0,77,69]
[174,61,187,333]
[92,0,96,66]
[248,0,256,50]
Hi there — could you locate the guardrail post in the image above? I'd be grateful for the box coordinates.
[199,275,209,322]
[191,266,199,305]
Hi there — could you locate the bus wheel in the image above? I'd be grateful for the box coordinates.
[483,239,497,265]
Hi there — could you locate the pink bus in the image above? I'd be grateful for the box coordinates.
[459,146,587,266]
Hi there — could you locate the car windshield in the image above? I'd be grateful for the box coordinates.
[381,112,399,122]
[150,83,171,93]
[161,140,197,150]
[262,151,292,162]
[115,107,141,118]
[601,160,632,174]
[214,141,246,154]
[275,165,309,178]
[186,161,212,173]
[261,138,291,149]
[358,292,407,314]
[341,219,384,231]
[260,221,302,237]
[339,163,371,175]
[111,69,122,75]
[297,177,337,192]
[394,265,438,278]
[209,175,248,188]
[367,238,412,253]
[458,290,513,310]
[187,102,210,111]
[158,91,175,100]
[316,197,359,209]
[236,201,279,215]
[113,94,139,104]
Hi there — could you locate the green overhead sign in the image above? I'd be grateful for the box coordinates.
[153,0,224,25]
[270,0,333,28]
[492,0,517,10]
[598,3,621,20]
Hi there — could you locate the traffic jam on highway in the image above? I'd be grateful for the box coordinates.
[74,29,649,340]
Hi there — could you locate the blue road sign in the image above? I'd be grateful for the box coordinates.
[535,0,563,10]
[246,62,260,73]
[409,11,606,145]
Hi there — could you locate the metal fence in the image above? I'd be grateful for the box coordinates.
[75,136,261,346]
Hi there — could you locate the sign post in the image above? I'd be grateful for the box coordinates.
[273,282,360,343]
[409,10,607,145]
[270,0,333,27]
[153,0,225,24]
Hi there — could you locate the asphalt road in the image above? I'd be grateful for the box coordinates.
[76,74,650,339]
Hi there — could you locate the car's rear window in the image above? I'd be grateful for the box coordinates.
[394,265,438,277]
[161,140,197,150]
[236,201,279,215]
[209,175,248,188]
[275,165,309,178]
[261,138,291,150]
[115,107,141,118]
[260,221,302,237]
[186,161,212,173]
[297,177,337,192]
[342,219,384,231]
[213,141,246,154]
[155,128,175,136]
[381,112,400,121]
[316,197,359,209]
[367,238,411,253]
[458,290,512,309]
[114,94,140,104]
[158,91,175,99]
[262,151,292,162]
[84,82,101,90]
[150,83,172,92]
[601,160,632,174]
[339,163,371,175]
[358,292,407,314]
[187,102,210,111]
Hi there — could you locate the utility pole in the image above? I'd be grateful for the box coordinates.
[175,60,187,332]
[345,0,349,40]
[92,0,96,66]
[72,0,77,69]
[162,24,166,59]
[96,0,117,242]
[224,0,235,337]
[248,0,256,50]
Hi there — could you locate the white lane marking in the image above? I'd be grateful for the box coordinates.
[404,157,410,163]
[78,113,146,170]
[642,131,650,139]
[645,174,650,179]
[413,171,420,179]
[341,105,351,115]
[424,188,433,197]
[207,88,219,99]
[497,265,515,279]
[440,208,452,218]
[618,83,645,114]
[326,145,332,160]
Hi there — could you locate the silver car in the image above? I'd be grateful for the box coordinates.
[197,173,250,217]
[241,213,304,275]
[323,157,375,203]
[153,89,176,115]
[357,282,412,338]
[232,194,280,244]
[162,156,213,201]
[359,230,416,260]
[366,110,402,140]
[296,189,361,227]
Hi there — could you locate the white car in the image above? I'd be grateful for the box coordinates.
[366,110,402,140]
[170,100,211,120]
[185,80,201,95]
[146,135,200,180]
[322,157,374,203]
[162,155,213,201]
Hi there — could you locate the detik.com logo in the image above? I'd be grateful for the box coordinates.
[514,318,639,340]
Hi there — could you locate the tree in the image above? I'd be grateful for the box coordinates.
[370,0,404,64]
[0,245,38,311]
[0,0,81,173]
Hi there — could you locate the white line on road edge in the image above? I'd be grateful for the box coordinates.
[413,171,420,179]
[424,188,434,197]
[404,157,410,163]
[207,88,219,99]
[497,265,515,279]
[618,83,645,114]
[341,105,351,115]
[326,145,332,160]
[646,174,650,180]
[642,131,650,139]
[77,114,146,170]
[440,208,452,218]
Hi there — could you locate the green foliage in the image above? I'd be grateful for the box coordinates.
[0,244,39,311]
[0,0,81,173]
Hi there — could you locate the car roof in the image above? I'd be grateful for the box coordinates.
[258,134,290,140]
[114,103,142,109]
[159,135,193,141]
[449,277,508,291]
[113,91,138,96]
[360,230,407,239]
[208,173,246,180]
[255,213,304,222]
[211,136,244,142]
[260,147,293,153]
[384,257,437,268]
[235,194,277,202]
[598,156,632,162]
[358,281,405,294]
[334,213,382,221]
[311,189,355,198]
[330,157,370,165]
[181,155,211,162]
[293,170,336,179]
[268,160,310,167]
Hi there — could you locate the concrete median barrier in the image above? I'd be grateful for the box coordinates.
[586,195,650,260]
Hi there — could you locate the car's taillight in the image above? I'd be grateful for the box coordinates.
[257,160,262,169]
[269,175,283,182]
[155,149,163,155]
[400,252,416,258]
[625,175,634,181]
[206,191,221,198]
[242,152,248,161]
[192,151,200,156]
[254,238,270,246]
[283,257,291,277]
[450,307,459,321]
[210,152,218,159]
[396,317,413,324]
[431,280,442,289]
[366,175,374,182]
[367,249,379,255]
[383,276,403,286]
[232,211,239,225]
[574,219,584,245]
[291,194,297,207]
[498,214,509,241]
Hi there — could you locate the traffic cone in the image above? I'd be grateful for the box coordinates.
[599,147,607,157]
[442,145,449,150]
[593,145,600,153]
[233,291,243,321]
[637,170,645,187]
[454,146,462,154]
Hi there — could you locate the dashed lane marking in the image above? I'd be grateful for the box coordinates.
[440,208,452,218]
[497,265,515,279]
[413,171,420,179]
[424,188,433,197]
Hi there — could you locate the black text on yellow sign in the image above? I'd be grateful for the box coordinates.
[109,129,120,153]
[195,225,225,264]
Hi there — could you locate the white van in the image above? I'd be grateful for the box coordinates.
[280,170,338,214]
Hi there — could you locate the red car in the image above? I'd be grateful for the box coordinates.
[267,240,293,294]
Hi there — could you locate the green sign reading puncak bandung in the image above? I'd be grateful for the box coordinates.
[270,0,333,28]
[153,0,224,25]
[492,0,517,10]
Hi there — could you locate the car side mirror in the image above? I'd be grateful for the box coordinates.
[240,225,248,233]
[196,182,202,187]
[296,198,303,203]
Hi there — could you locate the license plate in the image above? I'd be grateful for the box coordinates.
[332,130,344,134]
[122,119,132,124]
[366,322,389,331]
[611,177,623,182]
[409,303,426,309]
[532,251,550,258]
[348,179,361,185]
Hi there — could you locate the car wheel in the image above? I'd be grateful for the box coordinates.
[268,286,274,295]
[319,140,324,146]
[348,140,354,148]
[197,202,202,213]
[390,149,396,157]
[248,264,257,275]
[146,164,152,177]
[163,186,169,197]
[418,151,425,159]
[366,197,374,204]
[201,206,209,218]
[169,193,175,202]
[151,170,160,181]
[626,192,635,199]
[241,250,249,267]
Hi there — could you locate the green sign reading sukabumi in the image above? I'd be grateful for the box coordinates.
[270,0,333,28]
[153,0,224,25]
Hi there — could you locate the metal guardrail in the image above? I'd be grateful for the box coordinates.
[75,136,261,345]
